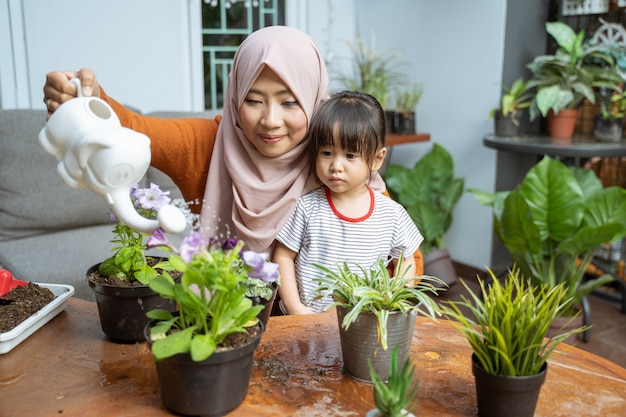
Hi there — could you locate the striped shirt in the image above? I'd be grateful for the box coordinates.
[276,187,423,313]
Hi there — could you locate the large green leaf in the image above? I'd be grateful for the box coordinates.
[519,157,584,242]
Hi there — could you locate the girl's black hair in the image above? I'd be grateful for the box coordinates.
[307,90,386,167]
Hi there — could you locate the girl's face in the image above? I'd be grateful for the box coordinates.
[239,67,308,158]
[316,129,386,197]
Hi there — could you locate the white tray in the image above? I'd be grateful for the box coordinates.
[0,283,74,354]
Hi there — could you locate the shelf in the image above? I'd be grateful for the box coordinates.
[386,133,430,146]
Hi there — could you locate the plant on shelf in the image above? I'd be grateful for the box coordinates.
[468,156,626,317]
[527,21,622,121]
[439,268,587,417]
[335,31,405,110]
[144,233,279,416]
[489,78,534,136]
[366,346,418,417]
[384,143,464,286]
[394,83,424,135]
[309,257,442,381]
[594,88,626,141]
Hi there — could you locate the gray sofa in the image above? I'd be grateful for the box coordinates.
[0,108,219,300]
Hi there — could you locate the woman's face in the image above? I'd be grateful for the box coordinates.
[239,67,308,158]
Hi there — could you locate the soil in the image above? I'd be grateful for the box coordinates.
[0,283,55,332]
[87,257,181,287]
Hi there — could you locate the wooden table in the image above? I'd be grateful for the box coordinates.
[1,298,625,416]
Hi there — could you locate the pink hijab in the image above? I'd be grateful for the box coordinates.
[201,26,385,252]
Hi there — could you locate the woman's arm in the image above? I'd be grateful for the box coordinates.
[273,242,314,315]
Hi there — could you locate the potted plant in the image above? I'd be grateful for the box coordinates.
[594,88,626,141]
[468,156,626,324]
[335,31,405,132]
[309,257,442,382]
[366,346,418,417]
[144,233,279,416]
[87,182,182,342]
[394,83,424,135]
[384,143,464,287]
[488,77,533,137]
[440,268,587,417]
[527,21,622,139]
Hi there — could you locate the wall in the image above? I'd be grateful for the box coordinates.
[0,0,202,112]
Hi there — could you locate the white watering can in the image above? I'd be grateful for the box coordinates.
[39,79,186,234]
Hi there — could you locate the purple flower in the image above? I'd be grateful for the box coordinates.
[180,232,207,263]
[221,238,239,251]
[133,183,171,211]
[242,250,279,283]
[146,228,177,252]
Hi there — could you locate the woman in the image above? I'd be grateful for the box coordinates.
[43,25,423,273]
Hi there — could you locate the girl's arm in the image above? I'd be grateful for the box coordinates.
[273,242,314,315]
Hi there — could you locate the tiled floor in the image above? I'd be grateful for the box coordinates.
[442,263,626,369]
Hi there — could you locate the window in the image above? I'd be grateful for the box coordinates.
[202,0,285,109]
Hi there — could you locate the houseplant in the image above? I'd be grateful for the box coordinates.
[384,143,464,287]
[335,31,405,132]
[87,182,182,342]
[488,77,533,136]
[309,257,442,382]
[527,21,622,139]
[394,83,424,135]
[145,232,278,416]
[440,268,587,417]
[468,156,626,319]
[366,346,418,417]
[594,88,626,141]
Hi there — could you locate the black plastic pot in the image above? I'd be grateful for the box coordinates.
[494,110,522,137]
[146,321,264,417]
[336,306,416,382]
[395,112,416,135]
[472,354,547,417]
[86,263,177,343]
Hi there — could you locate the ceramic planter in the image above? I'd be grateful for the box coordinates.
[86,263,177,342]
[146,322,264,417]
[336,305,417,382]
[471,354,547,417]
[594,116,623,142]
[494,110,522,137]
[385,109,396,133]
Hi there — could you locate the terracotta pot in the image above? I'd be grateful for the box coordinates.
[336,306,416,382]
[547,109,579,139]
[472,354,547,417]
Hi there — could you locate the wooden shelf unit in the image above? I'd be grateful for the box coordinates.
[386,133,430,146]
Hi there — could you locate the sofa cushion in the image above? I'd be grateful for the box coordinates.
[0,109,115,241]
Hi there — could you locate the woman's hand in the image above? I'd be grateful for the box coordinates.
[43,68,100,120]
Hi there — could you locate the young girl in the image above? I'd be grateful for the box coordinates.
[274,91,423,314]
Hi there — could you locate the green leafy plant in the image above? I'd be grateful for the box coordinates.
[395,83,423,115]
[145,235,279,362]
[335,31,405,109]
[98,183,178,284]
[527,21,622,120]
[440,268,587,377]
[309,257,443,350]
[384,144,464,255]
[598,88,626,120]
[368,346,418,417]
[488,78,534,126]
[468,156,626,314]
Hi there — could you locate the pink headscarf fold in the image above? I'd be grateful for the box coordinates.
[201,26,385,252]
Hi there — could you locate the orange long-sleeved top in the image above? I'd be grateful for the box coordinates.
[100,89,222,214]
